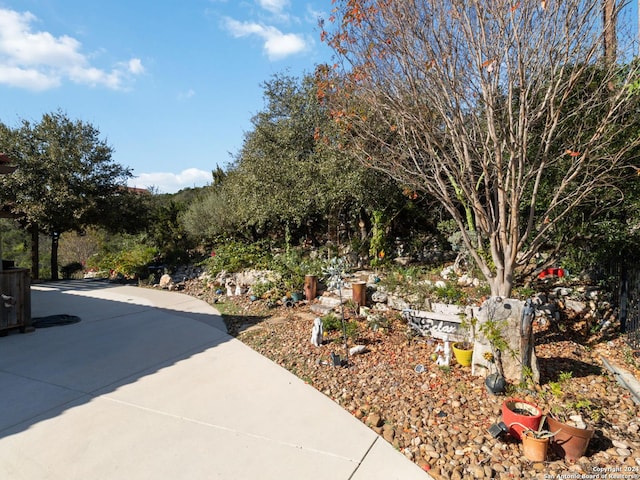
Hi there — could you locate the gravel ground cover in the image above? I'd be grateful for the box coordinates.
[183,281,640,479]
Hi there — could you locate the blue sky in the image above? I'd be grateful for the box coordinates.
[0,0,333,193]
[2,1,638,193]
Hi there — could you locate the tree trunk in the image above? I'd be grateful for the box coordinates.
[489,277,513,298]
[50,233,59,281]
[603,0,617,65]
[358,207,370,242]
[30,225,39,280]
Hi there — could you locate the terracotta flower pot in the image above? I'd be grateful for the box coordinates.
[351,281,367,307]
[501,398,543,440]
[452,342,473,366]
[522,430,550,462]
[304,275,317,301]
[546,416,594,460]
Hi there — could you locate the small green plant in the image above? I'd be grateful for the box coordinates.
[549,381,564,398]
[321,313,342,332]
[321,313,359,340]
[343,320,359,340]
[479,318,510,353]
[549,371,573,398]
[519,366,535,390]
[251,280,273,299]
[368,314,390,332]
[574,398,592,410]
[513,285,537,300]
[564,397,602,423]
[558,371,573,383]
[433,281,466,304]
[459,315,477,343]
[473,283,491,300]
[478,317,512,379]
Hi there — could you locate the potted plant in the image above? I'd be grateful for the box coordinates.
[544,374,596,460]
[521,419,558,462]
[501,398,543,440]
[452,316,475,366]
[304,274,318,301]
[546,413,595,460]
[478,316,511,380]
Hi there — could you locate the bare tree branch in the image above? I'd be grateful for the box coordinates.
[321,0,640,296]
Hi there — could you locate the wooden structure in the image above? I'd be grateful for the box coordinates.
[0,268,31,334]
[0,153,32,335]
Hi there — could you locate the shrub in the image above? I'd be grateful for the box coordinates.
[88,244,157,279]
[205,240,272,275]
[321,313,359,340]
[433,281,466,304]
[321,313,342,331]
[60,261,84,279]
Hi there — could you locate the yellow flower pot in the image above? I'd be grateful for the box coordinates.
[452,342,473,366]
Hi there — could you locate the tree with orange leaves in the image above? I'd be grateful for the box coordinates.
[320,0,640,297]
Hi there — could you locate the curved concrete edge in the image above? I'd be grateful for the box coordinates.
[600,355,640,405]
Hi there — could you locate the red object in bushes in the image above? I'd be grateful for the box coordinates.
[538,267,565,279]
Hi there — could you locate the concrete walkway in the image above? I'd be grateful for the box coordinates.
[0,280,429,480]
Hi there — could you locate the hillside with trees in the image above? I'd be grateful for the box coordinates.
[0,1,638,298]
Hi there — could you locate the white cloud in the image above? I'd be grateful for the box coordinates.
[0,8,144,91]
[127,58,145,75]
[0,64,60,90]
[177,89,196,100]
[257,0,290,15]
[223,17,307,60]
[128,168,212,194]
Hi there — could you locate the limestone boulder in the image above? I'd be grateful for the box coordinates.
[471,297,540,384]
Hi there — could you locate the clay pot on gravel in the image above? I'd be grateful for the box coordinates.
[452,342,473,366]
[546,415,594,460]
[521,428,556,462]
[501,398,543,440]
[351,281,367,307]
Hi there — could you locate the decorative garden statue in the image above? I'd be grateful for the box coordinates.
[435,340,451,366]
[520,298,535,382]
[311,317,323,347]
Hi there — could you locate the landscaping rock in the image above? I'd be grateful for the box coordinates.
[472,297,540,384]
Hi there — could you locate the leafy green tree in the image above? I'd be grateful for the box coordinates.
[180,176,247,244]
[185,73,420,255]
[0,111,135,280]
[146,195,197,265]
